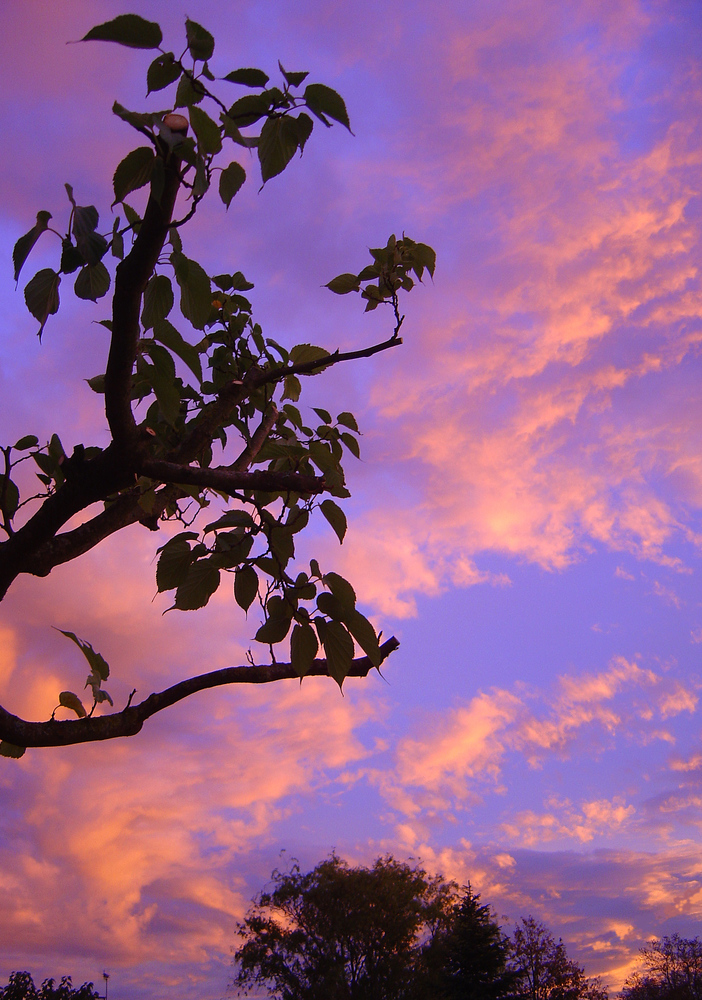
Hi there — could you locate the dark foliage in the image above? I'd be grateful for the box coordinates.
[509,916,608,1000]
[0,972,99,1000]
[621,934,702,999]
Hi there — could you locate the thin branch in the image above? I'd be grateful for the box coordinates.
[138,460,324,495]
[0,637,400,749]
[231,404,278,472]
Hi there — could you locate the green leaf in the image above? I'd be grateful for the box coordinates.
[156,535,196,592]
[224,68,270,88]
[283,374,301,402]
[290,622,318,678]
[147,51,181,93]
[113,146,155,204]
[304,83,351,130]
[323,572,356,616]
[24,268,60,337]
[185,18,214,61]
[336,411,359,432]
[57,629,110,681]
[219,161,246,209]
[175,73,206,108]
[74,262,110,301]
[346,610,382,667]
[320,499,347,543]
[326,273,360,295]
[205,509,255,531]
[226,93,270,128]
[172,253,212,330]
[0,476,20,520]
[13,211,52,282]
[0,742,25,758]
[58,691,87,719]
[190,105,222,154]
[60,238,84,274]
[258,115,301,183]
[72,204,108,265]
[340,432,360,459]
[313,407,332,425]
[86,374,105,393]
[81,14,162,49]
[13,435,38,451]
[319,619,354,687]
[316,592,345,621]
[234,566,258,612]
[278,62,308,88]
[174,559,220,610]
[295,113,314,153]
[289,344,331,366]
[141,346,180,426]
[142,274,174,329]
[112,101,165,134]
[153,319,202,382]
[255,616,292,644]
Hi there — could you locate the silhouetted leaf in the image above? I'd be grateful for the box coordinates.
[346,610,382,667]
[304,83,351,130]
[320,499,346,543]
[326,273,359,294]
[291,622,318,678]
[147,51,181,93]
[82,14,162,49]
[59,691,87,718]
[172,253,212,329]
[142,274,174,329]
[13,435,38,451]
[0,742,25,758]
[219,161,246,208]
[153,319,202,382]
[319,619,354,687]
[279,62,308,88]
[175,559,220,610]
[190,105,222,154]
[0,476,20,520]
[113,146,155,204]
[255,615,292,644]
[258,115,301,183]
[234,566,258,612]
[185,18,214,61]
[24,268,60,336]
[58,629,110,680]
[224,68,270,88]
[74,262,110,301]
[13,211,52,282]
[156,533,198,591]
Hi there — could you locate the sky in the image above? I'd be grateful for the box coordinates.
[1,0,702,996]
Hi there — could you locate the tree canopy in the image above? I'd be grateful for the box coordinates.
[509,917,608,1000]
[621,934,702,999]
[0,973,99,1000]
[0,13,435,756]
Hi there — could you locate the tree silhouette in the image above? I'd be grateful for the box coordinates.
[621,934,702,999]
[0,14,434,756]
[509,916,608,1000]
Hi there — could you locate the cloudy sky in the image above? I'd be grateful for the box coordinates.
[2,0,702,996]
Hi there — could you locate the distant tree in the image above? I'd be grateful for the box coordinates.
[231,853,456,999]
[620,934,702,999]
[0,972,99,1000]
[419,885,519,999]
[509,916,608,1000]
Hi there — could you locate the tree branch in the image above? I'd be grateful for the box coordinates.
[231,404,278,472]
[138,460,324,496]
[0,637,400,749]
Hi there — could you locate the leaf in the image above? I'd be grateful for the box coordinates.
[58,629,110,681]
[313,407,332,425]
[205,509,255,531]
[81,14,162,49]
[175,74,206,108]
[278,62,308,88]
[13,211,52,282]
[142,274,174,329]
[141,346,180,426]
[346,610,382,667]
[74,262,110,301]
[219,161,246,209]
[153,319,202,382]
[86,374,105,393]
[234,566,258,612]
[289,344,331,366]
[172,253,212,330]
[72,204,108,265]
[283,374,301,402]
[323,572,356,616]
[304,83,351,130]
[185,18,214,61]
[174,559,220,610]
[336,411,359,432]
[320,499,347,543]
[295,113,314,153]
[156,535,196,592]
[255,616,292,644]
[319,619,354,688]
[24,269,60,337]
[60,238,84,274]
[290,623,318,678]
[258,115,301,183]
[340,432,360,459]
[13,435,38,451]
[0,742,25,758]
[113,146,155,204]
[190,105,222,154]
[224,68,270,88]
[0,476,20,520]
[325,273,360,295]
[227,93,270,128]
[58,691,87,718]
[147,51,181,93]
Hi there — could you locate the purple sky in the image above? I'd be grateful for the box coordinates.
[2,1,702,997]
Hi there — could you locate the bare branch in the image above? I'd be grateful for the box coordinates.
[231,404,278,472]
[0,637,400,749]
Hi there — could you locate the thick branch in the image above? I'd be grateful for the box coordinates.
[0,637,400,749]
[105,148,183,452]
[138,460,324,496]
[231,404,278,472]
